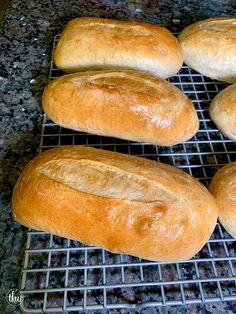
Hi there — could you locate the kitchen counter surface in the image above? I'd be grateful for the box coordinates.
[1,0,236,313]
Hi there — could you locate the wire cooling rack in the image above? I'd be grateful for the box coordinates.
[19,35,236,312]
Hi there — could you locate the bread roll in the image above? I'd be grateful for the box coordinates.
[209,84,236,141]
[178,18,236,83]
[42,70,199,146]
[12,146,218,262]
[210,162,236,238]
[54,17,183,78]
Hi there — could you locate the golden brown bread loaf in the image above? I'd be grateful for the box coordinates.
[54,17,183,78]
[210,162,236,239]
[12,146,218,262]
[209,84,236,141]
[42,70,199,146]
[178,18,236,83]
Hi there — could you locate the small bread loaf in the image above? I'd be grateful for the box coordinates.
[178,18,236,83]
[54,17,183,78]
[209,84,236,141]
[12,146,218,262]
[210,162,236,238]
[42,70,199,146]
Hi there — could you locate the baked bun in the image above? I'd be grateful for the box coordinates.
[178,18,236,83]
[210,162,236,238]
[12,146,218,262]
[54,17,183,78]
[42,70,199,146]
[209,84,236,141]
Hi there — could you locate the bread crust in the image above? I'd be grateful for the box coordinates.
[178,18,236,83]
[54,17,183,78]
[209,84,236,141]
[42,70,199,146]
[210,162,236,238]
[12,146,218,262]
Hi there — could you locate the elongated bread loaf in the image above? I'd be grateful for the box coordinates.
[210,162,236,239]
[54,17,183,78]
[209,84,236,141]
[178,18,236,83]
[42,70,199,146]
[12,146,218,262]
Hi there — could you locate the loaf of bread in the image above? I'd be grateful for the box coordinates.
[54,17,183,78]
[210,162,236,239]
[12,146,218,262]
[178,18,236,83]
[209,84,236,141]
[42,70,199,146]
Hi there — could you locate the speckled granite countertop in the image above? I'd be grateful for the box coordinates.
[0,0,236,313]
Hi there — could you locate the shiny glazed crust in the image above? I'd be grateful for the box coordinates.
[42,70,199,146]
[210,162,236,239]
[209,84,236,141]
[178,18,236,83]
[12,146,218,262]
[54,17,183,78]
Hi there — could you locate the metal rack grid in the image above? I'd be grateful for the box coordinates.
[19,35,236,312]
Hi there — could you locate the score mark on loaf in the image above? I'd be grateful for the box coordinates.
[12,146,218,262]
[42,70,199,146]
